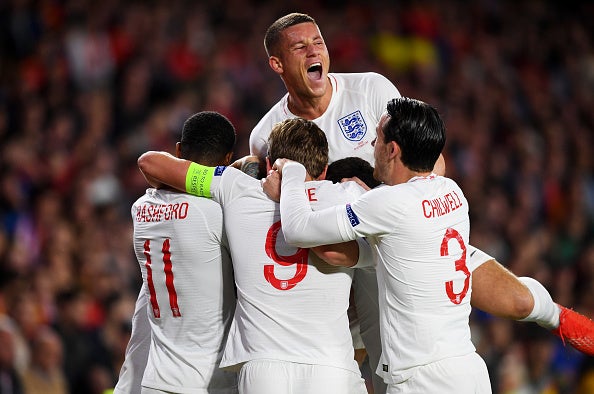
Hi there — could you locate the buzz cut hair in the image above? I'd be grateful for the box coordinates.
[180,111,236,166]
[264,13,316,57]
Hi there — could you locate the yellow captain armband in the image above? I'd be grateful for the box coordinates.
[185,162,215,197]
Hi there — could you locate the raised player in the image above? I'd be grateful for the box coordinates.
[250,14,404,393]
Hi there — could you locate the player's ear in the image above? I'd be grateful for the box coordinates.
[388,141,400,160]
[266,157,272,172]
[175,142,182,158]
[269,56,283,74]
[223,152,234,166]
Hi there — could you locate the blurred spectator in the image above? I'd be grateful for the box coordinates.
[0,317,24,394]
[20,326,67,394]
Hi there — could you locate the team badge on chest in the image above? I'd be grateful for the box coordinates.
[338,110,367,141]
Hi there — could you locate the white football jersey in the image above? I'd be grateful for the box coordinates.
[250,72,401,165]
[207,167,365,375]
[279,164,481,385]
[113,290,150,394]
[131,189,237,393]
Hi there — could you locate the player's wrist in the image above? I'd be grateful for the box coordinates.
[185,162,214,197]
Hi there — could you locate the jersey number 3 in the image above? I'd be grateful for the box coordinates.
[264,221,308,291]
[441,228,470,304]
[144,239,181,318]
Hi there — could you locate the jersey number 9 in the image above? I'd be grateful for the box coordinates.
[264,221,308,290]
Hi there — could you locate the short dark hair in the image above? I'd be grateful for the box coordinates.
[264,13,316,57]
[179,111,236,165]
[326,157,381,189]
[267,117,328,179]
[383,97,445,172]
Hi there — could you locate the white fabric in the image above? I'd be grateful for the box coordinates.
[279,163,484,385]
[208,167,365,381]
[466,245,493,272]
[249,72,400,166]
[131,189,237,393]
[237,359,367,394]
[113,290,150,394]
[518,277,560,329]
[385,352,491,394]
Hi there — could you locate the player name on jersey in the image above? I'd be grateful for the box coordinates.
[422,190,463,219]
[134,202,189,222]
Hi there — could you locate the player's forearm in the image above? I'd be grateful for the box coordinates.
[311,241,359,267]
[138,151,190,192]
[280,163,351,247]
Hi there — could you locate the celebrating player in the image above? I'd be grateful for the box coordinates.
[115,111,238,394]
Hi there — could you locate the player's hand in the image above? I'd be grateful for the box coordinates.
[271,158,294,176]
[341,176,371,191]
[262,170,281,202]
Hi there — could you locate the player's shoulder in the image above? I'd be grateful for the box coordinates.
[218,165,262,189]
[313,179,366,203]
[331,71,394,88]
[336,179,367,198]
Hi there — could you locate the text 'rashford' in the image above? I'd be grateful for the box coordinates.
[135,202,189,222]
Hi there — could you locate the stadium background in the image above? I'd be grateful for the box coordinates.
[0,0,592,393]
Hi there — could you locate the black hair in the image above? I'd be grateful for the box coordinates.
[179,111,236,166]
[384,97,445,172]
[326,157,381,189]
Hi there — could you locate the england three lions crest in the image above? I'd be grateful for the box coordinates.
[338,111,367,141]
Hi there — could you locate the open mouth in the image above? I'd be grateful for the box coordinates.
[307,63,323,80]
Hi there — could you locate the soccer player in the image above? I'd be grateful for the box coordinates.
[137,118,370,394]
[119,111,238,394]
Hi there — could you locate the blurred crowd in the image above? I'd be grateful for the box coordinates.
[0,0,592,393]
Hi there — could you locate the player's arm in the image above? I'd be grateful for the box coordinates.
[230,155,262,179]
[138,151,191,192]
[471,258,534,320]
[311,238,374,268]
[273,160,355,247]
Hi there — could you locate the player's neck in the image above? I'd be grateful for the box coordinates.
[402,169,433,185]
[388,163,432,186]
[287,83,332,119]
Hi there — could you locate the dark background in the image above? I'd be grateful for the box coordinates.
[0,1,593,393]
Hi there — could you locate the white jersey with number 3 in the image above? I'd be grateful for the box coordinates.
[207,167,365,375]
[250,72,400,165]
[131,189,237,393]
[279,164,483,386]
